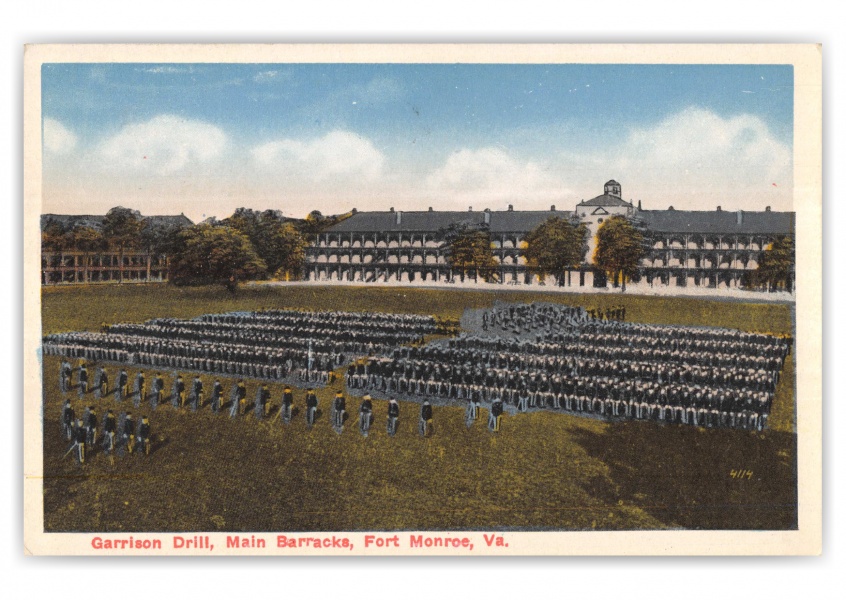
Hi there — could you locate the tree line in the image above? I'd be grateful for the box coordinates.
[42,206,350,292]
[44,207,793,293]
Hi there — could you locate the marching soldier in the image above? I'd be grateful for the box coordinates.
[281,386,294,423]
[332,391,346,430]
[121,412,136,454]
[358,394,373,437]
[61,399,75,441]
[117,368,129,402]
[102,409,116,453]
[210,379,223,413]
[305,388,318,427]
[489,397,504,433]
[137,416,151,456]
[419,400,433,437]
[387,398,399,436]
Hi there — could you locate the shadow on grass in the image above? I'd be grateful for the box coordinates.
[569,421,798,530]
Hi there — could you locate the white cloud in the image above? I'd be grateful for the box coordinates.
[43,118,77,154]
[622,107,791,182]
[252,130,385,181]
[97,115,227,175]
[425,147,568,206]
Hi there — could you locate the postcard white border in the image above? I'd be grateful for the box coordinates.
[23,43,822,556]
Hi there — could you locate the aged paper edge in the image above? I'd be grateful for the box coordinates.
[22,43,822,556]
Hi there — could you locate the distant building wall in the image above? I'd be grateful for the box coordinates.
[41,251,172,285]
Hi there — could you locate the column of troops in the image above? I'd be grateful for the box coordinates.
[43,309,438,387]
[55,355,431,465]
[350,303,791,431]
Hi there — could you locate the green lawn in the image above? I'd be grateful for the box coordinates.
[40,284,797,532]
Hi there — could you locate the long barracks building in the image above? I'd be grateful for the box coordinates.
[305,180,795,291]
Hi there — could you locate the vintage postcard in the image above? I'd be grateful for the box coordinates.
[23,44,822,555]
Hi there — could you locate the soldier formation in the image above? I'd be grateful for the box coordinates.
[350,302,791,431]
[43,309,438,387]
[48,303,791,466]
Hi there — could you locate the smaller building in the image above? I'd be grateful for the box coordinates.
[40,212,193,285]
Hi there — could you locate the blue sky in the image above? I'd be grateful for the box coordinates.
[42,63,794,221]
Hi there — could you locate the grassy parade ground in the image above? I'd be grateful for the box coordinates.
[41,284,797,532]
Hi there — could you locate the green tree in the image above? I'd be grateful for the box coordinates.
[442,224,498,283]
[102,207,142,283]
[222,209,308,279]
[257,218,308,280]
[169,224,267,293]
[41,220,67,252]
[139,219,186,256]
[524,217,588,285]
[593,215,645,292]
[755,236,794,292]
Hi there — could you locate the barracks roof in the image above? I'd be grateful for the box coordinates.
[638,209,794,235]
[325,210,574,234]
[577,194,634,208]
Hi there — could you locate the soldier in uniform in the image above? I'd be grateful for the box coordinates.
[61,399,75,441]
[96,366,108,398]
[102,409,116,453]
[78,362,88,397]
[489,397,504,433]
[255,384,270,419]
[73,418,86,464]
[419,400,433,437]
[137,416,151,456]
[152,373,165,408]
[60,359,72,393]
[387,398,399,436]
[305,388,318,427]
[281,386,294,424]
[173,374,186,408]
[358,394,373,437]
[117,368,129,402]
[134,371,146,408]
[191,376,204,411]
[236,380,247,415]
[332,391,346,430]
[210,379,223,413]
[84,407,97,450]
[122,412,136,454]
